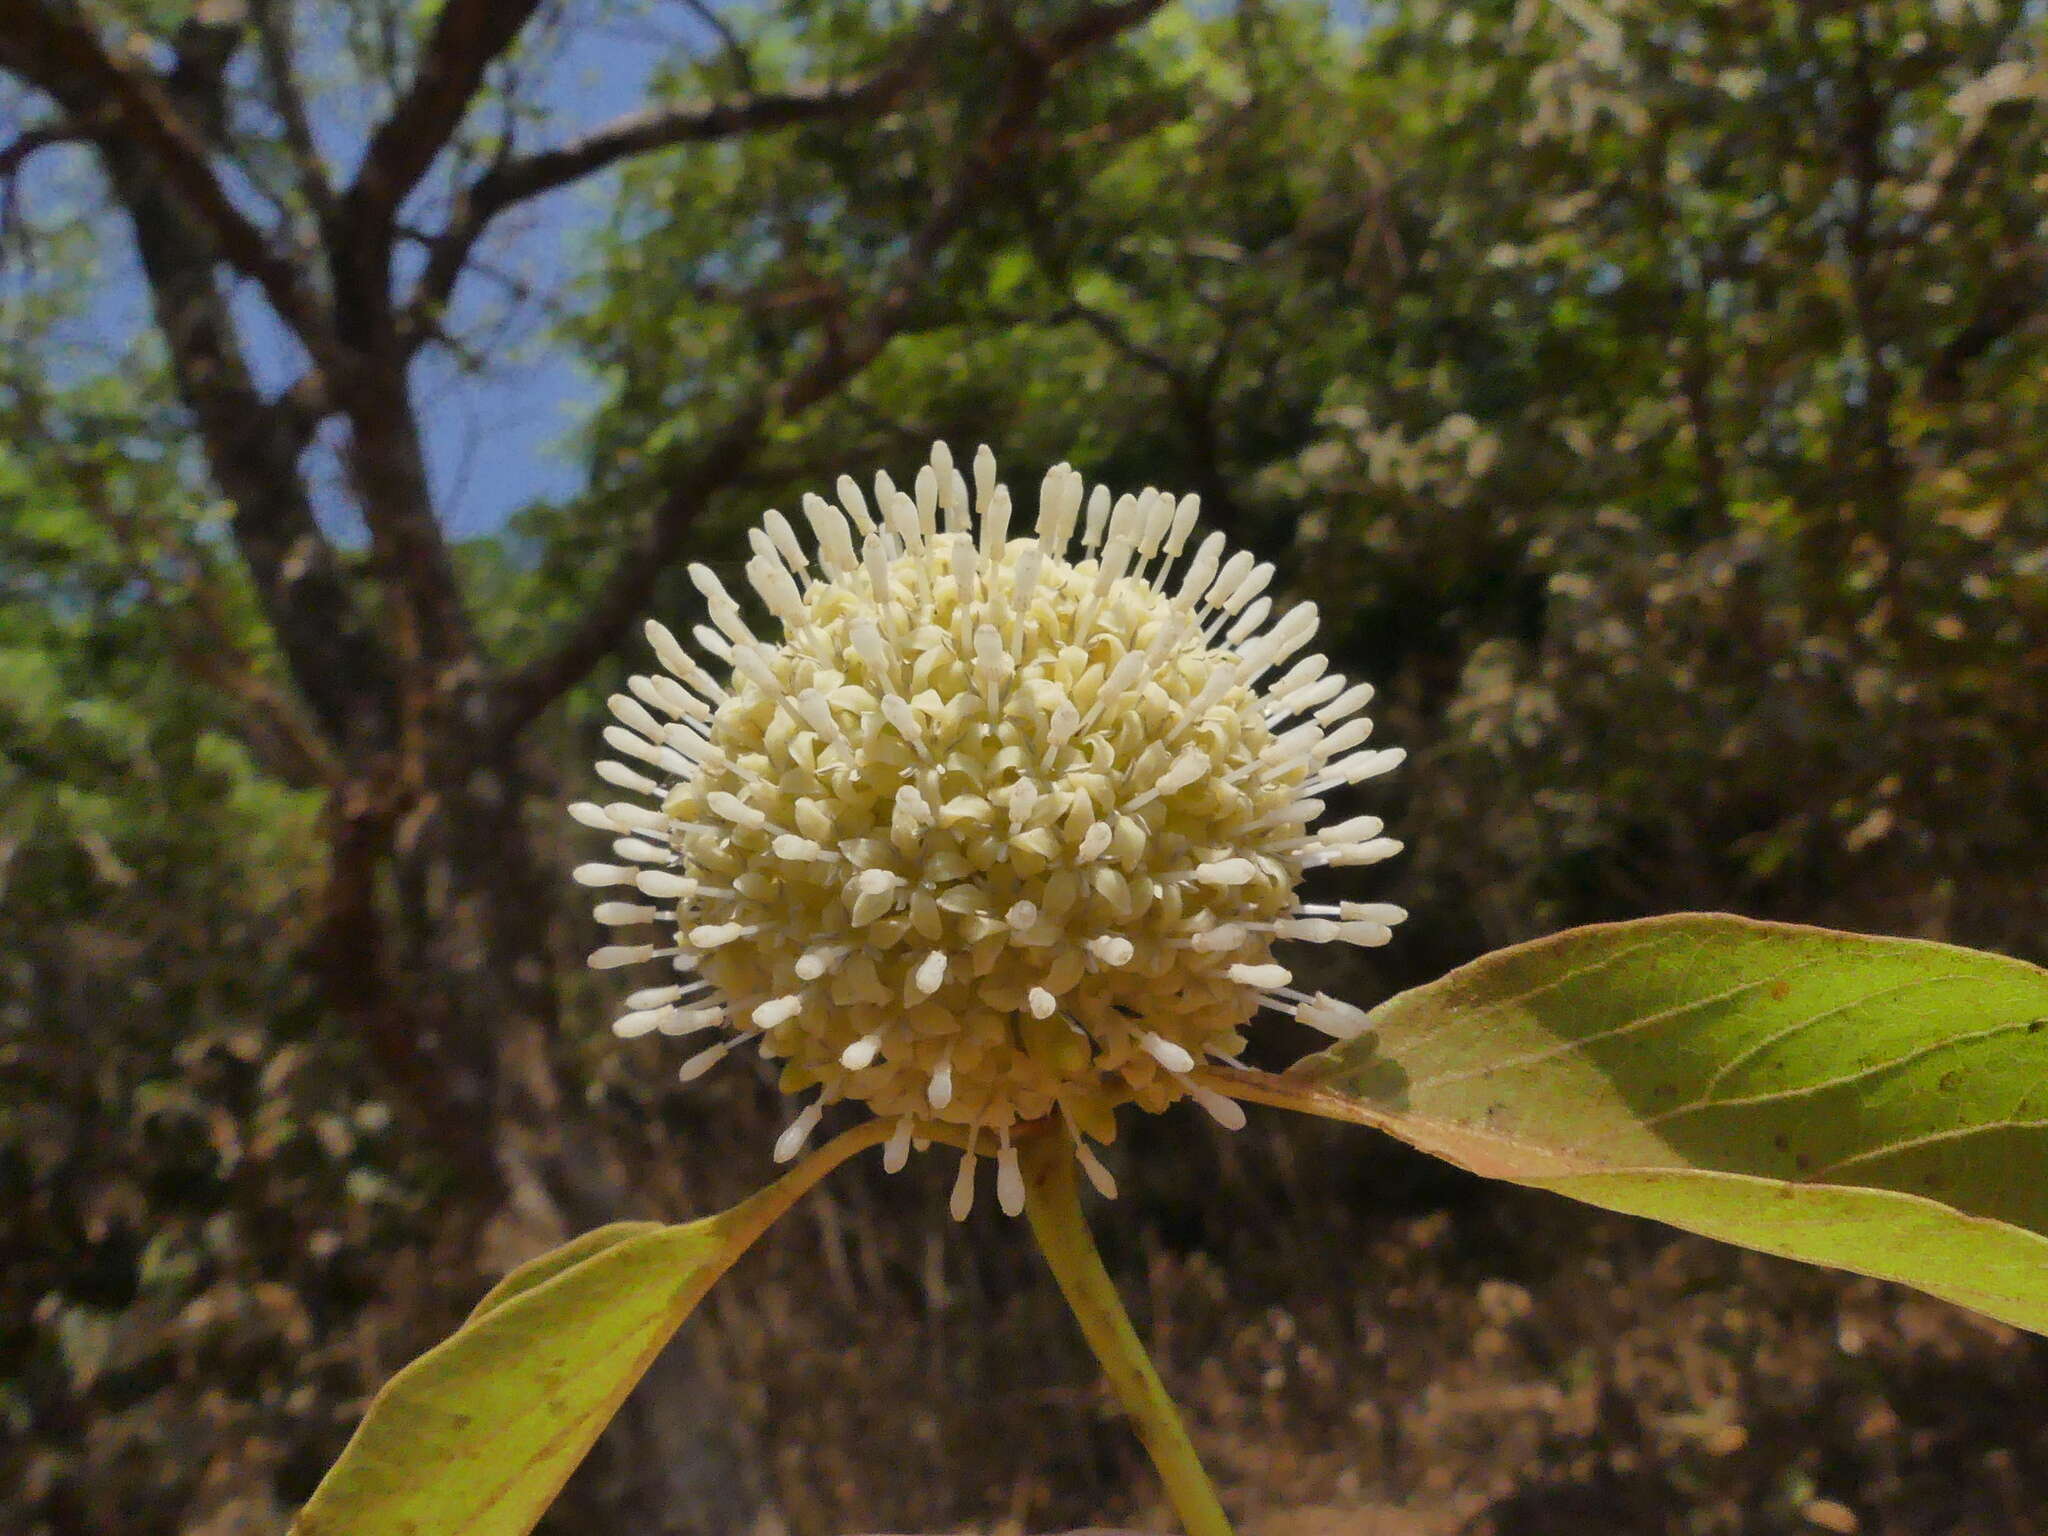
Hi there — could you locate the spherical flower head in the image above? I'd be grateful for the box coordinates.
[573,444,1405,1217]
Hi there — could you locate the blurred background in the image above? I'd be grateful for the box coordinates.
[4,1,2046,1532]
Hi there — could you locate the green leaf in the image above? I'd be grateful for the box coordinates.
[1254,915,2048,1334]
[290,1222,721,1536]
[466,1221,664,1322]
[984,248,1035,305]
[290,1121,887,1536]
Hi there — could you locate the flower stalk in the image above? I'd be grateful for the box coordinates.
[1020,1131,1235,1536]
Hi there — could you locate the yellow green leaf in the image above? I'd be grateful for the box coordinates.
[466,1221,663,1322]
[1227,914,2048,1333]
[290,1120,887,1536]
[291,1223,718,1536]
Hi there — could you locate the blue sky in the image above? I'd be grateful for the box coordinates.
[6,4,1373,539]
[4,7,699,538]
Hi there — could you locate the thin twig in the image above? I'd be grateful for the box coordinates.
[404,4,957,335]
[247,0,336,219]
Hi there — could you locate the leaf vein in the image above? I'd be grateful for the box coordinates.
[1581,1007,2043,1157]
[1409,960,1828,1093]
[1805,1117,2048,1182]
[1400,932,1689,1070]
[1683,973,1977,1108]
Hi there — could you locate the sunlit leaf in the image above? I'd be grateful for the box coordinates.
[466,1221,664,1321]
[1236,915,2048,1334]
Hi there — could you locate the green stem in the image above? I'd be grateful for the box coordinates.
[1020,1135,1236,1536]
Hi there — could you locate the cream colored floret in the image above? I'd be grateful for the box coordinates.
[671,532,1299,1138]
[575,444,1409,1217]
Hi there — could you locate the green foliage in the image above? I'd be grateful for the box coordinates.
[0,373,429,1534]
[560,0,2048,974]
[1274,915,2048,1333]
[1282,0,2048,955]
[535,4,1377,629]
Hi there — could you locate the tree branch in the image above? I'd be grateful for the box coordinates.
[0,6,404,759]
[486,0,1168,736]
[247,0,335,220]
[1056,294,1182,377]
[679,0,757,91]
[0,1,334,356]
[86,471,348,790]
[1922,243,2048,404]
[95,131,398,756]
[0,117,94,262]
[0,361,346,787]
[0,118,88,178]
[1023,178,1247,533]
[304,0,554,698]
[404,4,957,336]
[333,0,544,338]
[331,350,483,681]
